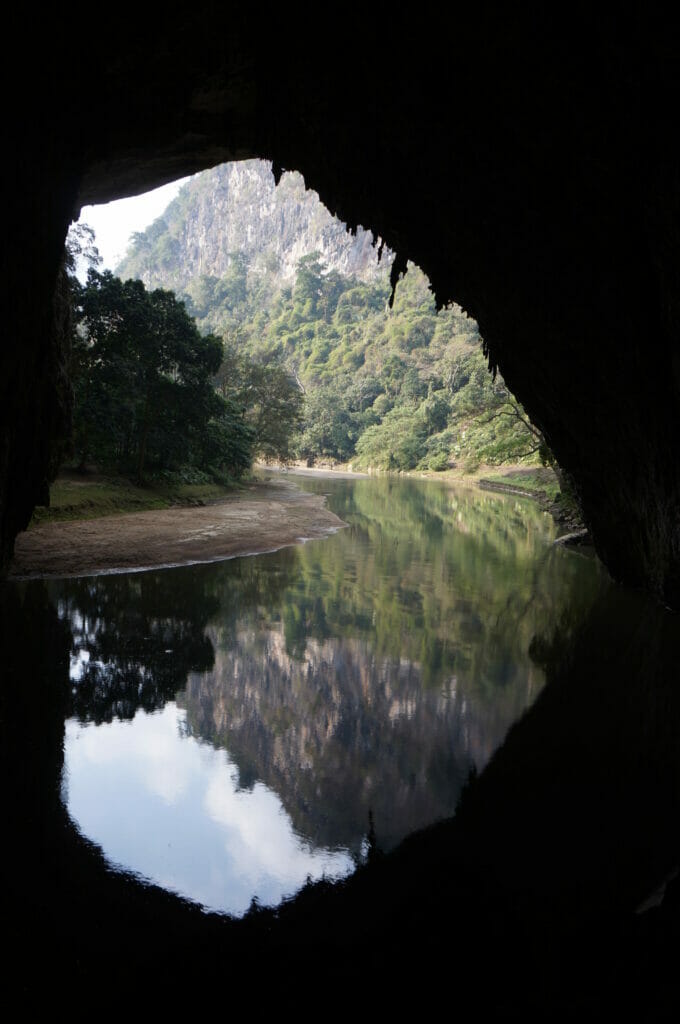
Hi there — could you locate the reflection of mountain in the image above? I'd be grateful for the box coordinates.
[175,479,603,857]
[180,623,543,854]
[47,477,604,867]
[6,505,680,1011]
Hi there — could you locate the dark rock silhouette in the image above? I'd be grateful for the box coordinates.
[3,10,680,603]
[3,563,679,1013]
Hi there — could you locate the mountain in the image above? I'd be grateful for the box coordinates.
[117,159,391,294]
[116,160,548,473]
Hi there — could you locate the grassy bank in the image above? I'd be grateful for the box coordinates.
[29,472,239,527]
[320,459,584,531]
[477,466,561,501]
[277,460,562,500]
[477,466,585,530]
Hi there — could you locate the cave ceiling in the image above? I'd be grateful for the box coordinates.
[3,9,680,602]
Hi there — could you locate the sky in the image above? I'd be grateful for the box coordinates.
[76,176,191,271]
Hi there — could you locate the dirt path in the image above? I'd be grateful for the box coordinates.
[10,480,345,580]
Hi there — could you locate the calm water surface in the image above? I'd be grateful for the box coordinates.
[53,475,601,916]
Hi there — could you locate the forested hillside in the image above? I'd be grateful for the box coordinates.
[117,161,549,472]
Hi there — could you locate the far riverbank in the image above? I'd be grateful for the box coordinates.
[266,461,584,534]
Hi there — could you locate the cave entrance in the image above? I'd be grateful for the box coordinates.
[64,157,553,508]
[25,156,581,919]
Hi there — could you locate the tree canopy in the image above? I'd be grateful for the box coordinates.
[178,251,551,472]
[71,269,252,480]
[113,162,555,476]
[68,222,551,480]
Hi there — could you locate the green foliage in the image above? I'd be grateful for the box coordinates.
[445,353,548,467]
[216,342,303,463]
[71,270,252,480]
[260,258,549,471]
[118,207,551,472]
[355,408,428,471]
[296,386,357,464]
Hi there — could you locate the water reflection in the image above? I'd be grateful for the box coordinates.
[60,571,220,722]
[65,705,352,916]
[180,628,538,854]
[52,476,603,914]
[5,487,680,1011]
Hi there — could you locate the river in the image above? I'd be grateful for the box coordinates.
[23,474,599,917]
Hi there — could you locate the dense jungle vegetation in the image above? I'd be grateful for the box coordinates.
[184,255,550,472]
[122,245,550,474]
[66,226,301,483]
[70,160,552,481]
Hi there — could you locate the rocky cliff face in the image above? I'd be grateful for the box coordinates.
[117,160,392,291]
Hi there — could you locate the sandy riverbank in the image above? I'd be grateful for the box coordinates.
[10,479,345,580]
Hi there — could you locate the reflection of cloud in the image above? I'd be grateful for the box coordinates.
[63,703,353,916]
[204,772,351,887]
[66,706,191,804]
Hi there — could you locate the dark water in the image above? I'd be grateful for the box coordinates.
[45,476,601,916]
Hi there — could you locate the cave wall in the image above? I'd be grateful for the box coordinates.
[4,9,680,603]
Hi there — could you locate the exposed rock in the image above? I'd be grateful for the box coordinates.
[117,160,391,291]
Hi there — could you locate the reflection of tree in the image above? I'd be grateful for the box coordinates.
[179,478,603,854]
[6,515,680,1010]
[52,571,220,723]
[51,554,299,725]
[276,477,603,696]
[47,477,606,865]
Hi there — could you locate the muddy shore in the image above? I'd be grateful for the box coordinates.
[10,479,345,580]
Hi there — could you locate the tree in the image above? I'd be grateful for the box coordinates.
[72,270,252,480]
[217,342,303,464]
[114,191,562,476]
[447,350,554,467]
[296,385,356,464]
[65,222,102,278]
[293,253,324,314]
